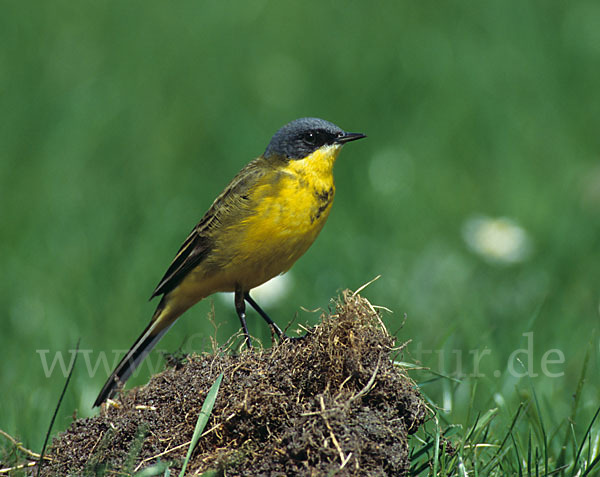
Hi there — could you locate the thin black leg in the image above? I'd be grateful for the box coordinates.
[234,289,252,349]
[244,292,284,339]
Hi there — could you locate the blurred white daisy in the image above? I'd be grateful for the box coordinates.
[462,215,532,264]
[218,273,292,307]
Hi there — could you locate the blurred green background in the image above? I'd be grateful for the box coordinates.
[2,0,599,452]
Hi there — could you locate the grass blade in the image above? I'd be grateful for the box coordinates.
[36,339,80,477]
[482,402,524,472]
[178,372,224,477]
[582,453,600,477]
[432,416,441,477]
[134,462,169,476]
[558,341,591,469]
[572,405,600,475]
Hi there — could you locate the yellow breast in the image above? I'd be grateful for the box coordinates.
[217,145,341,290]
[165,145,343,308]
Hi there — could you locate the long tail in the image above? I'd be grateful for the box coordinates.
[93,298,178,407]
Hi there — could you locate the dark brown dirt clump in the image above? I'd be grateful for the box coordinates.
[40,290,428,476]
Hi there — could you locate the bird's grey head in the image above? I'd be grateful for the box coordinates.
[264,117,365,160]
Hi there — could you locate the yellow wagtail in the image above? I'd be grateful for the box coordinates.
[94,117,366,406]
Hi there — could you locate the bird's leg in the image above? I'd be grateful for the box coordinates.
[234,289,252,349]
[244,292,284,340]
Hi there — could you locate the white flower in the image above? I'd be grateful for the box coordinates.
[219,273,292,307]
[462,215,531,264]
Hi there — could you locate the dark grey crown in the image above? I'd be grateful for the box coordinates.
[264,117,346,160]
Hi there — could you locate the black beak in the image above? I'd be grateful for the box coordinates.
[336,132,367,144]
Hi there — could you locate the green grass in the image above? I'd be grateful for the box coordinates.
[406,352,600,476]
[178,372,223,477]
[1,0,599,474]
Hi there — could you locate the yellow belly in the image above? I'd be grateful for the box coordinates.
[220,177,334,289]
[171,146,339,306]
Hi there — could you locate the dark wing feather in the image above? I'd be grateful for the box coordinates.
[150,227,211,298]
[150,157,277,299]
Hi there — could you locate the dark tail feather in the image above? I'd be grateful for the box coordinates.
[93,302,175,407]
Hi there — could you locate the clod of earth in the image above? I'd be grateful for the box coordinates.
[40,290,428,476]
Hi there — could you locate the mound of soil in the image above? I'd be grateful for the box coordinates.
[40,290,428,476]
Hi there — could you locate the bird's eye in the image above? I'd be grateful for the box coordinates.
[303,131,317,145]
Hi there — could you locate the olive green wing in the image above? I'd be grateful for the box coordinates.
[150,158,274,299]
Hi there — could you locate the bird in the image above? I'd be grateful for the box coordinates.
[93,117,366,406]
